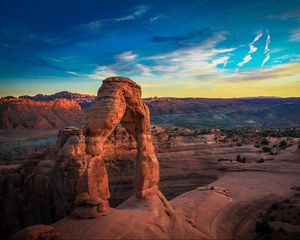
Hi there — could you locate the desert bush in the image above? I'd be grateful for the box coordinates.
[255,219,273,234]
[269,216,275,222]
[257,158,264,163]
[271,203,279,210]
[279,140,288,149]
[278,227,287,234]
[261,138,269,145]
[236,155,246,163]
[262,146,271,152]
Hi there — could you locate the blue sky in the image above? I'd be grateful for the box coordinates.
[0,0,300,97]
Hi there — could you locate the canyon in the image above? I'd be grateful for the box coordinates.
[0,78,299,239]
[1,94,300,130]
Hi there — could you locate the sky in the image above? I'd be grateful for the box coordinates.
[0,0,300,98]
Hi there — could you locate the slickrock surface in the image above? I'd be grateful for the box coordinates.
[52,142,300,240]
[53,192,211,240]
[0,98,84,129]
[11,225,60,240]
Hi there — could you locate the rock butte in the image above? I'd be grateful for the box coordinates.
[72,76,168,218]
[0,98,84,129]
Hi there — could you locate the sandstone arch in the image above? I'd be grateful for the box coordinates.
[74,77,160,218]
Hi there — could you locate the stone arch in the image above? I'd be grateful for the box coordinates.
[73,77,160,218]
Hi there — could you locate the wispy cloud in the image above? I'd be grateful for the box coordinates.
[249,44,257,54]
[66,71,80,76]
[135,64,152,77]
[84,20,101,30]
[73,5,149,34]
[261,54,271,68]
[264,34,271,53]
[116,5,149,22]
[116,51,138,61]
[87,29,298,88]
[238,32,263,67]
[88,32,234,80]
[252,32,263,43]
[88,66,117,79]
[237,62,299,81]
[149,15,160,22]
[290,28,300,42]
[238,54,252,67]
[249,32,263,53]
[267,7,300,20]
[223,47,234,69]
[261,33,271,68]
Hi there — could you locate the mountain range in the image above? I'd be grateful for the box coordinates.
[1,92,300,129]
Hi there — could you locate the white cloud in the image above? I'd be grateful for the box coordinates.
[248,32,263,53]
[290,28,300,42]
[238,32,263,67]
[264,34,271,53]
[85,20,101,30]
[249,45,257,53]
[223,48,234,69]
[238,54,252,67]
[251,32,263,44]
[261,33,271,68]
[116,5,149,22]
[261,53,271,68]
[75,4,149,32]
[88,66,117,80]
[142,33,233,79]
[150,15,160,22]
[66,71,80,76]
[87,32,240,82]
[116,51,138,61]
[135,64,152,77]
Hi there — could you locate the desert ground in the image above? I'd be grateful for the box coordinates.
[1,126,299,239]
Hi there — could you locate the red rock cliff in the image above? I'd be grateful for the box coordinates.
[0,98,85,129]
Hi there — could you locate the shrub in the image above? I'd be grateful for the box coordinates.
[255,219,273,234]
[279,140,288,149]
[271,203,279,210]
[262,146,271,152]
[269,216,275,222]
[236,155,246,163]
[261,138,269,145]
[257,158,264,163]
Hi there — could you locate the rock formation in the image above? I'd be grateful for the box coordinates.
[2,77,172,239]
[0,98,84,129]
[0,125,175,239]
[19,91,95,109]
[73,77,161,218]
